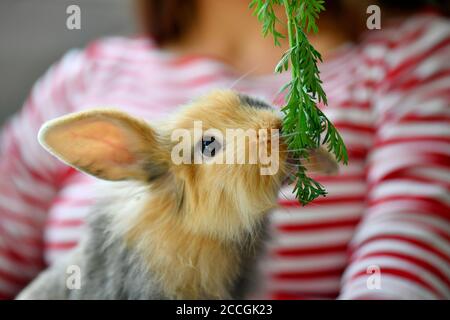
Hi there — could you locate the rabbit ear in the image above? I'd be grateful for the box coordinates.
[304,147,339,175]
[39,109,169,181]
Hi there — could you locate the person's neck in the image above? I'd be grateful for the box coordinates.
[163,1,352,76]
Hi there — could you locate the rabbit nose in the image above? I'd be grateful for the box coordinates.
[261,117,282,129]
[275,118,282,130]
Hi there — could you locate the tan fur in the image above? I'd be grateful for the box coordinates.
[40,90,337,299]
[126,184,242,299]
[125,91,285,299]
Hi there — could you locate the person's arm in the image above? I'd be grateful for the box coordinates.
[0,49,88,299]
[339,16,450,299]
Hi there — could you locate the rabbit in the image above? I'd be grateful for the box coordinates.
[17,90,337,300]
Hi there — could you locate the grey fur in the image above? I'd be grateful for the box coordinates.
[17,201,268,300]
[238,94,272,110]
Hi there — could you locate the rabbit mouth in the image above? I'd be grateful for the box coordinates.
[281,151,301,186]
[281,164,297,186]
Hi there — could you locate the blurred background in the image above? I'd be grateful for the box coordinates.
[0,0,135,125]
[0,0,448,301]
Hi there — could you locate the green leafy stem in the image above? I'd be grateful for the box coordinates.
[250,0,348,205]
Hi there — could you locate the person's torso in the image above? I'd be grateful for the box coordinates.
[44,34,374,299]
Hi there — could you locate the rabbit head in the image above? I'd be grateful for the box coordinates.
[38,90,338,299]
[39,90,337,241]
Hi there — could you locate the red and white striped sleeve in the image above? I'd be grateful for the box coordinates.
[339,16,450,299]
[0,49,88,299]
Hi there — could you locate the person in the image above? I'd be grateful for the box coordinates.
[0,0,449,299]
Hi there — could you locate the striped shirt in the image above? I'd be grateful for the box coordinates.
[0,13,449,299]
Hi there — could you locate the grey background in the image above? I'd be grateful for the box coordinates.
[0,0,136,124]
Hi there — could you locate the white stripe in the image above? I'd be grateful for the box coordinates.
[411,167,450,183]
[0,216,41,238]
[386,20,450,68]
[271,203,364,224]
[260,253,347,273]
[340,276,437,300]
[376,77,450,115]
[48,206,90,221]
[266,277,341,293]
[44,225,86,244]
[368,153,448,183]
[415,47,450,77]
[56,181,99,199]
[0,238,41,260]
[0,198,46,222]
[44,249,74,266]
[351,222,450,256]
[280,181,366,200]
[379,123,450,140]
[11,175,55,201]
[369,180,450,206]
[325,107,374,125]
[366,211,450,234]
[270,228,354,248]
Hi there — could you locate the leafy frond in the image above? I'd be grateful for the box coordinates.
[251,0,348,205]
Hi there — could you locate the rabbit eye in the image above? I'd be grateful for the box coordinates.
[201,136,220,157]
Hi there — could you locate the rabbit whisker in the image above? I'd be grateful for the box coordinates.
[228,66,259,89]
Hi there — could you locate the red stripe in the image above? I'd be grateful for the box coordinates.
[337,100,371,109]
[387,37,450,81]
[277,216,360,232]
[46,218,84,228]
[391,69,450,91]
[365,213,450,240]
[347,147,368,160]
[425,153,450,168]
[0,268,29,287]
[373,174,450,190]
[0,291,11,300]
[169,54,224,67]
[316,173,366,183]
[333,122,376,134]
[54,167,78,187]
[0,222,44,251]
[4,136,54,186]
[364,18,428,48]
[368,196,450,221]
[0,188,49,211]
[270,291,339,300]
[373,136,450,148]
[270,292,306,300]
[273,243,349,257]
[272,267,345,280]
[396,115,450,123]
[0,209,43,230]
[45,241,78,250]
[0,247,44,267]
